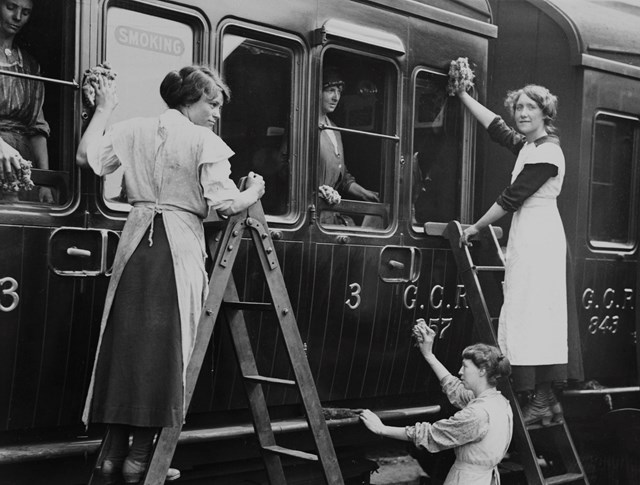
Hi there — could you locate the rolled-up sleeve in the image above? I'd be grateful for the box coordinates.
[86,128,121,176]
[406,405,490,452]
[199,132,241,212]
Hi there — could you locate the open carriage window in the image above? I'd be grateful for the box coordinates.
[317,50,398,230]
[411,69,464,226]
[588,112,640,251]
[220,29,299,219]
[101,3,200,211]
[0,0,76,208]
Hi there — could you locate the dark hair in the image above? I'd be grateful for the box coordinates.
[504,84,558,135]
[462,343,511,386]
[160,65,230,109]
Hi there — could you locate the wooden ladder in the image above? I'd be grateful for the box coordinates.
[444,220,588,485]
[91,197,344,485]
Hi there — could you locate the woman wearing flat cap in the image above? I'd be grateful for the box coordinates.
[318,67,378,225]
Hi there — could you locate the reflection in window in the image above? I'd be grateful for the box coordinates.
[411,70,463,225]
[103,7,195,209]
[221,34,293,217]
[318,50,397,230]
[589,113,639,249]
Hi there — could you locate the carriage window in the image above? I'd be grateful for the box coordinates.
[589,112,640,250]
[102,6,196,209]
[221,32,296,218]
[317,50,397,230]
[0,0,75,208]
[411,70,463,226]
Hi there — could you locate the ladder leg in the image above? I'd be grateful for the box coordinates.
[223,279,288,484]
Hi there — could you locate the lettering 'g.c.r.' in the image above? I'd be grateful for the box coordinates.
[115,26,185,56]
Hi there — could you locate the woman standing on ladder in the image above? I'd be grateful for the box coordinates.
[457,82,567,425]
[77,66,265,484]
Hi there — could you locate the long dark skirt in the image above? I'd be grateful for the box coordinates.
[512,364,567,392]
[92,216,183,427]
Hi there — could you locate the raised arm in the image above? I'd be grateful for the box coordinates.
[76,77,119,168]
[457,91,496,129]
[413,318,450,381]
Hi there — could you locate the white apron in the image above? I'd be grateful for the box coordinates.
[498,141,568,365]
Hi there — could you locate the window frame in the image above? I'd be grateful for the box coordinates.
[0,0,78,214]
[409,66,474,236]
[316,45,401,234]
[217,20,307,227]
[97,0,208,215]
[587,110,640,253]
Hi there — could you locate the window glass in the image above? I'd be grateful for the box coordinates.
[318,50,397,230]
[103,7,195,209]
[589,113,639,249]
[411,70,463,225]
[0,0,75,207]
[221,33,294,217]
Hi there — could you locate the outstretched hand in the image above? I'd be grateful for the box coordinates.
[358,409,385,436]
[412,318,436,360]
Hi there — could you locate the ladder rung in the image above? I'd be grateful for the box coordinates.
[262,445,318,461]
[527,421,564,431]
[473,265,504,272]
[224,301,274,311]
[244,375,296,386]
[545,472,585,484]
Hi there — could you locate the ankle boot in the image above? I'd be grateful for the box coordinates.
[101,459,123,485]
[548,391,564,424]
[521,392,553,426]
[122,457,181,483]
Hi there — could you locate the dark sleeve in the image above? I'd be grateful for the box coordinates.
[487,116,526,156]
[496,163,558,212]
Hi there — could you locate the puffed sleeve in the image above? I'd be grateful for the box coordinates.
[440,374,476,409]
[198,131,241,212]
[487,116,525,156]
[406,404,490,452]
[86,126,122,176]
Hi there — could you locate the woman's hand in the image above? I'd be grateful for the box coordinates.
[0,137,22,182]
[93,76,119,113]
[358,409,385,436]
[412,318,436,361]
[245,171,265,199]
[460,224,479,247]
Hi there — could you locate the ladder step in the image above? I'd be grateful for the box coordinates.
[545,472,585,484]
[473,265,504,272]
[527,421,564,431]
[262,445,319,462]
[244,375,296,386]
[224,301,274,311]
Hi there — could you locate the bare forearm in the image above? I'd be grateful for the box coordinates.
[424,355,451,382]
[472,202,507,231]
[76,108,113,167]
[218,186,261,216]
[29,135,49,169]
[458,91,496,129]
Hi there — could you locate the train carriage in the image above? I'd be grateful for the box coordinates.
[0,0,639,483]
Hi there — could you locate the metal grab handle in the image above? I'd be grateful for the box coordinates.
[387,259,405,270]
[67,247,92,258]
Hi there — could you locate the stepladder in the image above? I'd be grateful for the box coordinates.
[90,198,344,485]
[444,220,589,485]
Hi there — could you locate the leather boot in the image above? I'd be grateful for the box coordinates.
[122,457,181,483]
[521,391,553,426]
